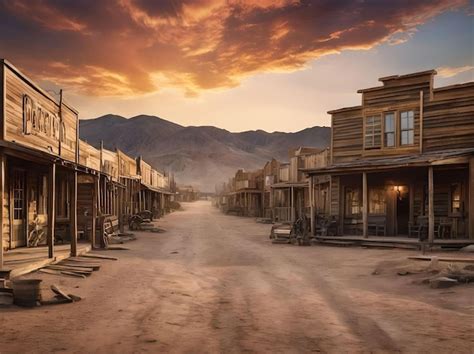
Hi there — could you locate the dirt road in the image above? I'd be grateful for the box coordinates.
[1,201,473,353]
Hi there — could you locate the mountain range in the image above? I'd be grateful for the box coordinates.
[79,115,331,192]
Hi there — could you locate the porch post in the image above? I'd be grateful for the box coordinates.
[362,172,368,238]
[138,187,142,212]
[469,157,474,239]
[290,187,295,222]
[92,175,98,248]
[0,151,5,269]
[47,163,56,259]
[70,171,78,257]
[310,176,315,236]
[428,166,434,242]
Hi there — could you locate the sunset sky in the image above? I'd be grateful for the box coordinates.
[0,0,472,132]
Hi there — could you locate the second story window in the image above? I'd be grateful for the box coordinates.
[384,113,395,147]
[365,115,381,149]
[400,111,414,145]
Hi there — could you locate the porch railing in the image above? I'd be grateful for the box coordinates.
[273,207,294,223]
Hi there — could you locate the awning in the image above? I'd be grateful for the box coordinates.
[302,148,474,175]
[271,181,308,189]
[141,182,174,194]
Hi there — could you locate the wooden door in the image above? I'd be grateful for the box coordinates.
[10,169,27,248]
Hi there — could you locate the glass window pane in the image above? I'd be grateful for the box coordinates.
[408,130,414,144]
[401,131,408,145]
[408,115,414,129]
[401,116,407,130]
[386,133,395,147]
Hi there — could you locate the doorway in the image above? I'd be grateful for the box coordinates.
[11,169,27,248]
[396,185,410,235]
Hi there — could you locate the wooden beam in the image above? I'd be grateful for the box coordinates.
[47,163,56,259]
[1,61,5,140]
[70,171,78,257]
[92,176,98,248]
[310,176,315,236]
[0,151,5,268]
[419,90,424,154]
[362,172,368,238]
[428,166,434,243]
[290,187,295,222]
[469,157,474,240]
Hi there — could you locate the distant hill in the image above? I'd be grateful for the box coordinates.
[79,114,330,192]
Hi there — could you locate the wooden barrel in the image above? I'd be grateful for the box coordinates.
[12,279,42,307]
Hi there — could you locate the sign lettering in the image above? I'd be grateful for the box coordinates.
[22,94,66,143]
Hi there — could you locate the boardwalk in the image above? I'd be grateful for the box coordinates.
[1,201,472,353]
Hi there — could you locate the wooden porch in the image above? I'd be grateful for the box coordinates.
[313,235,473,250]
[3,242,91,278]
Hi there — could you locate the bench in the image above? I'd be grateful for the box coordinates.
[98,215,120,247]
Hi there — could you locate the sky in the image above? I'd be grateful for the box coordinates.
[0,0,472,132]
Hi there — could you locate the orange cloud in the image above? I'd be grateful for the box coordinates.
[0,0,469,96]
[437,65,474,78]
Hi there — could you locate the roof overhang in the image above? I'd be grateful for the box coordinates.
[302,148,474,176]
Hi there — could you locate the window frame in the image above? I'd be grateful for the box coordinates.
[383,112,396,148]
[368,186,387,215]
[400,110,415,146]
[364,114,382,150]
[449,182,462,216]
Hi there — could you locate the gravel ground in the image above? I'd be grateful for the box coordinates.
[0,201,473,353]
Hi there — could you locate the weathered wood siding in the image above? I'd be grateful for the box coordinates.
[117,150,137,178]
[139,159,152,186]
[331,71,473,162]
[79,140,100,171]
[423,83,474,152]
[331,108,363,163]
[3,64,78,162]
[102,149,118,181]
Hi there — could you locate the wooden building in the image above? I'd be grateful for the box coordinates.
[262,159,280,219]
[0,59,81,267]
[227,169,263,217]
[77,140,101,247]
[271,147,328,223]
[305,70,474,245]
[137,157,174,218]
[176,185,199,202]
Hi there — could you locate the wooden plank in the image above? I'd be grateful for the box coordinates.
[419,90,424,153]
[48,163,56,258]
[92,175,98,248]
[51,284,73,301]
[81,253,118,260]
[1,61,5,140]
[0,150,4,268]
[59,262,100,271]
[362,172,368,238]
[408,256,474,263]
[38,268,86,279]
[428,166,434,242]
[46,264,94,272]
[470,157,474,240]
[70,171,78,257]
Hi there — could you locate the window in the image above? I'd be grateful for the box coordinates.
[365,115,382,149]
[369,187,386,214]
[345,188,361,216]
[12,171,25,220]
[400,111,414,145]
[450,183,461,214]
[384,113,395,147]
